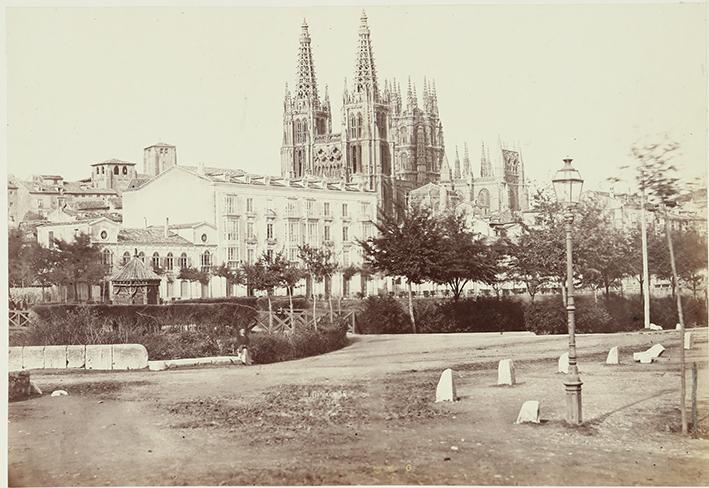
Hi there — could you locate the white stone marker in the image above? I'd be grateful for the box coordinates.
[684,332,693,350]
[50,390,68,397]
[633,344,666,363]
[558,353,569,374]
[435,368,457,402]
[606,346,620,365]
[497,359,516,386]
[649,323,663,331]
[515,400,540,424]
[676,323,682,330]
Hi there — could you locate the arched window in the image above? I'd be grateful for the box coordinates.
[165,252,174,271]
[152,252,160,269]
[138,251,145,263]
[101,166,105,174]
[478,189,491,215]
[122,166,128,175]
[96,167,100,174]
[122,251,131,265]
[113,166,119,175]
[178,252,188,269]
[102,249,113,266]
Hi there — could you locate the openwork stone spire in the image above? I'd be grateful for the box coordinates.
[463,142,471,175]
[295,19,319,103]
[353,10,378,100]
[481,141,493,178]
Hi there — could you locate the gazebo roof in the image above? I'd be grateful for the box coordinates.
[111,256,162,283]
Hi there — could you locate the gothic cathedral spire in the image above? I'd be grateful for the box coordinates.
[353,10,378,100]
[295,19,319,104]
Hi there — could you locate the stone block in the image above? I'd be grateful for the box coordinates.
[649,323,663,331]
[676,323,682,330]
[148,361,167,371]
[112,344,148,370]
[163,358,200,369]
[633,344,665,363]
[435,368,456,402]
[497,359,516,386]
[606,346,619,365]
[558,352,569,374]
[44,345,68,369]
[8,347,22,371]
[85,345,113,370]
[66,345,86,368]
[51,390,68,397]
[515,400,540,424]
[9,371,31,401]
[684,332,693,350]
[22,346,45,370]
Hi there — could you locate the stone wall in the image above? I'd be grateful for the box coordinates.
[8,344,148,371]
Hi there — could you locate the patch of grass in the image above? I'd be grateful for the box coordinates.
[41,380,150,398]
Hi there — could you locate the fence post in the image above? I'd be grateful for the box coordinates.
[691,362,698,437]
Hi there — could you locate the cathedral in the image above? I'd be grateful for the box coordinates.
[280,11,528,221]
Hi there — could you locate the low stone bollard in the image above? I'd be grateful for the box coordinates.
[435,368,457,402]
[9,371,31,402]
[558,353,569,374]
[515,400,540,424]
[633,344,665,364]
[649,323,663,331]
[606,346,620,365]
[497,359,516,386]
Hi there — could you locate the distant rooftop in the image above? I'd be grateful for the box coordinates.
[90,158,136,167]
[118,228,193,246]
[145,142,175,148]
[111,256,162,283]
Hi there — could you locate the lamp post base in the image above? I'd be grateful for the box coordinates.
[564,378,583,425]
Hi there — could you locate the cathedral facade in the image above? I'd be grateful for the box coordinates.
[280,11,527,221]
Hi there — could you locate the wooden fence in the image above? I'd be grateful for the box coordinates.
[252,309,357,334]
[9,310,32,328]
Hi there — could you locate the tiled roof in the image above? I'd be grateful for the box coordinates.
[91,158,136,166]
[145,142,174,148]
[62,182,118,195]
[118,228,192,245]
[108,196,123,209]
[71,199,110,211]
[111,257,161,282]
[127,177,152,190]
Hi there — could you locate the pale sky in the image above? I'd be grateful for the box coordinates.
[5,3,708,191]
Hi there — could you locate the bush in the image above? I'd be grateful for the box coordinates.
[354,295,411,334]
[249,321,349,364]
[423,298,525,333]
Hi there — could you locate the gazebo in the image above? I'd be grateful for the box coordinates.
[110,252,162,305]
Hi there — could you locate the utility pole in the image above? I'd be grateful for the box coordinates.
[640,185,651,328]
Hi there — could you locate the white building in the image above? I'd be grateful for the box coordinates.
[122,165,380,297]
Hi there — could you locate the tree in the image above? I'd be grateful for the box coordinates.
[48,233,108,302]
[429,212,498,300]
[297,244,338,322]
[214,262,244,296]
[631,137,689,435]
[360,203,441,332]
[674,230,707,298]
[265,251,305,325]
[178,266,211,285]
[242,254,281,330]
[507,231,553,302]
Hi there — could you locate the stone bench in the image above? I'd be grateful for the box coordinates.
[8,344,148,371]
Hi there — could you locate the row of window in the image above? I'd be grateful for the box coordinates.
[101,249,212,271]
[226,244,356,267]
[95,165,130,176]
[223,219,373,244]
[224,194,368,218]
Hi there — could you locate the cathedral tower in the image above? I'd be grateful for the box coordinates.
[281,20,332,179]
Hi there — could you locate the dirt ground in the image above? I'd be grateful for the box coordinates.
[8,329,709,486]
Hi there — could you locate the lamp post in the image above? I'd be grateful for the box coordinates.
[552,158,584,425]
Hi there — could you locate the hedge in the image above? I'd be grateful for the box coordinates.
[13,303,350,364]
[354,294,707,335]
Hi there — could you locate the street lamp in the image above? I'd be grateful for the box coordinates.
[552,157,584,425]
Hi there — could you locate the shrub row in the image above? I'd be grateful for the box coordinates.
[13,303,350,364]
[354,295,707,334]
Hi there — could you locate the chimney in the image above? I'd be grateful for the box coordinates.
[144,217,148,228]
[164,217,169,238]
